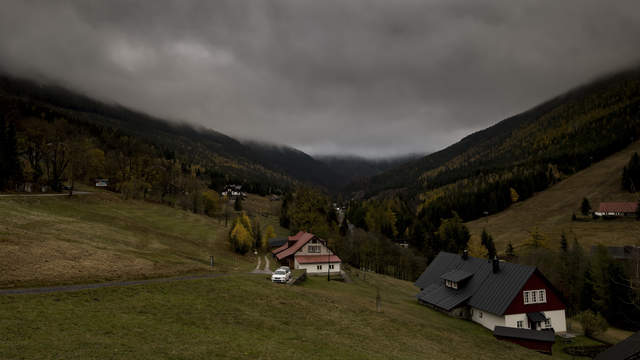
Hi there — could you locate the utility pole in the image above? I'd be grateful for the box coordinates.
[328,246,331,282]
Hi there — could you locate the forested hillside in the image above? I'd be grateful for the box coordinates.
[317,154,421,184]
[0,74,341,192]
[353,67,640,225]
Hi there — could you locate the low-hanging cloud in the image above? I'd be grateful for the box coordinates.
[1,0,640,158]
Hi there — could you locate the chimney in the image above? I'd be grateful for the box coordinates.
[462,249,468,260]
[492,256,500,273]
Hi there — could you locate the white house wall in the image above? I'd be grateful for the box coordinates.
[504,310,566,333]
[545,310,566,332]
[296,262,341,274]
[471,307,504,330]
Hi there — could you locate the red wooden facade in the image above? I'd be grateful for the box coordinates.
[494,335,554,354]
[504,270,565,315]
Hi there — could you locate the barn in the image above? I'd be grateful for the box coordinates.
[414,251,566,354]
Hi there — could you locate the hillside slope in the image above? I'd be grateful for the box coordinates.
[466,140,640,252]
[352,67,640,224]
[0,189,287,288]
[0,74,342,190]
[0,271,550,360]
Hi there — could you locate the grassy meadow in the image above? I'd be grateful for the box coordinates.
[0,189,286,288]
[0,271,554,360]
[466,140,640,253]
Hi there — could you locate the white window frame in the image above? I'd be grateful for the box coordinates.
[316,265,322,270]
[517,320,523,328]
[523,289,547,305]
[329,264,334,270]
[544,318,551,329]
[479,311,483,319]
[538,290,546,303]
[308,245,321,253]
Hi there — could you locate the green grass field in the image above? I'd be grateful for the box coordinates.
[0,189,617,359]
[0,271,554,360]
[466,140,640,253]
[0,190,286,288]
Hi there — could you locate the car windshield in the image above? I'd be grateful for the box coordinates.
[274,270,286,275]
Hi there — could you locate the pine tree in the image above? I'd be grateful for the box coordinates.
[480,228,496,259]
[505,241,515,259]
[560,232,568,252]
[581,198,591,216]
[339,216,349,236]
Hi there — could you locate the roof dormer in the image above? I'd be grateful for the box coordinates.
[440,269,473,290]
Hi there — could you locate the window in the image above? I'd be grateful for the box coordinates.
[316,265,322,270]
[479,312,483,319]
[538,290,546,303]
[523,289,547,304]
[308,245,320,253]
[311,239,318,244]
[445,280,458,289]
[329,264,334,270]
[544,318,551,329]
[516,320,523,328]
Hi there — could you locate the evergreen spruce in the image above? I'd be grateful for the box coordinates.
[234,196,242,211]
[480,228,496,259]
[581,198,591,216]
[505,241,515,259]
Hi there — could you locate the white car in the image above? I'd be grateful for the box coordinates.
[271,267,291,283]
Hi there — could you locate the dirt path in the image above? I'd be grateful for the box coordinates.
[0,273,227,295]
[0,191,91,198]
[251,255,272,275]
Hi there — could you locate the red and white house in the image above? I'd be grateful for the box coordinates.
[415,251,566,354]
[272,231,341,274]
[594,202,638,217]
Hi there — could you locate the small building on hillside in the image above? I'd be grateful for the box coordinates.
[272,231,341,274]
[594,330,640,360]
[221,184,246,199]
[95,179,109,187]
[414,251,566,354]
[594,202,638,217]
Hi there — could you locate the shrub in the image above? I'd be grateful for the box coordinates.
[577,310,608,338]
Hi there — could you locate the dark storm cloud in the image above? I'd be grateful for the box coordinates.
[1,0,640,157]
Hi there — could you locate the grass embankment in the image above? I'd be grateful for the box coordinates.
[466,140,640,253]
[0,271,548,360]
[0,190,286,288]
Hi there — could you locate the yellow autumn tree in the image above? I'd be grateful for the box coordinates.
[262,225,277,251]
[510,188,520,203]
[229,221,252,254]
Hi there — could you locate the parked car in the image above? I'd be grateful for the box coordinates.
[271,267,291,283]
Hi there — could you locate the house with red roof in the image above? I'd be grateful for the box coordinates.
[594,202,638,217]
[272,231,341,274]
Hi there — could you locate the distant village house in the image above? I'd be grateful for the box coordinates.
[594,202,638,217]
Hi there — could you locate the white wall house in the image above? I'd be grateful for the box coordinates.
[273,231,342,275]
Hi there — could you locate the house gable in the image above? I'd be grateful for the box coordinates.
[504,270,565,315]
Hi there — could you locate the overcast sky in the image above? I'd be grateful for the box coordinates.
[1,1,640,158]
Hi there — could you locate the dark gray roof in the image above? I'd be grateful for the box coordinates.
[493,326,555,342]
[527,312,546,323]
[441,269,473,282]
[595,331,640,360]
[414,252,537,315]
[268,237,287,248]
